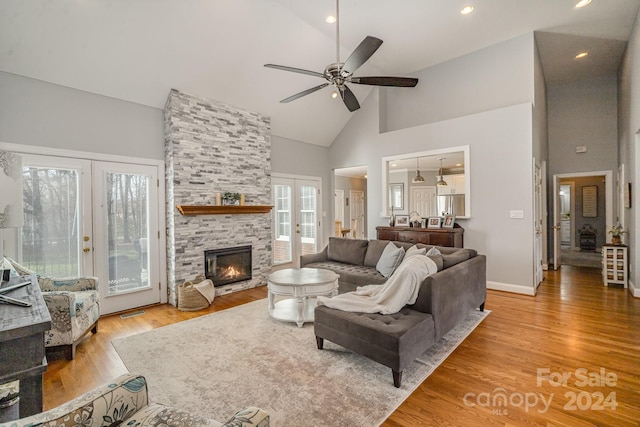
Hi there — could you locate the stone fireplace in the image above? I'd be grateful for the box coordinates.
[205,245,252,287]
[164,89,272,305]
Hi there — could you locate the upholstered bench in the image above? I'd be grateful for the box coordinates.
[314,305,436,388]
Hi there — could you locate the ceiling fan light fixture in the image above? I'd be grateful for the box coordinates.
[331,90,339,99]
[460,6,474,15]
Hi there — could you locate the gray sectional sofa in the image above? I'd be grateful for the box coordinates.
[302,237,486,387]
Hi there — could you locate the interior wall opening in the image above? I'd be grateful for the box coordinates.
[333,166,368,239]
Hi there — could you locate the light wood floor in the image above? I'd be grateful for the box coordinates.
[43,266,640,426]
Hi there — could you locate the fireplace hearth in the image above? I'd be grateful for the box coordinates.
[204,246,252,287]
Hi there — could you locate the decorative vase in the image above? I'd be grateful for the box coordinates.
[611,235,621,245]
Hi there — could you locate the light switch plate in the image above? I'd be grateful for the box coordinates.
[510,210,524,219]
[576,146,587,153]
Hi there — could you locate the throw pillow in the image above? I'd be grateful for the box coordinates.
[327,237,369,265]
[442,250,471,269]
[376,242,405,278]
[426,247,441,256]
[405,245,427,259]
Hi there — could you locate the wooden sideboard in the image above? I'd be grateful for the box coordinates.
[0,275,51,420]
[376,225,464,248]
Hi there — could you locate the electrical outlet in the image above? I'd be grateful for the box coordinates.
[510,210,524,219]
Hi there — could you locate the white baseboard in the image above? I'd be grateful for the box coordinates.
[487,281,536,296]
[628,280,640,298]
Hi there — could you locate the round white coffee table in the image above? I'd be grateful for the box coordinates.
[268,268,339,327]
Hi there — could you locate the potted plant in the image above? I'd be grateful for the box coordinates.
[221,192,241,206]
[608,223,626,245]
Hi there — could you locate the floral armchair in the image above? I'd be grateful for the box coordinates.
[0,373,269,427]
[4,257,100,360]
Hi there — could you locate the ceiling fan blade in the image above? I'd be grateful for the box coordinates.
[341,36,383,76]
[264,64,326,79]
[350,76,418,87]
[280,83,329,103]
[340,85,360,112]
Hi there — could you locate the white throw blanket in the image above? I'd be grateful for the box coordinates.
[317,255,438,315]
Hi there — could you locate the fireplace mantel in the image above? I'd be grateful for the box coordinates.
[176,205,273,215]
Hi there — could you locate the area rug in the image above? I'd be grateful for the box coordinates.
[113,299,489,426]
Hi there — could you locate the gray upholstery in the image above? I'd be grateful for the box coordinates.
[441,249,471,269]
[327,237,369,265]
[307,237,486,388]
[315,306,435,373]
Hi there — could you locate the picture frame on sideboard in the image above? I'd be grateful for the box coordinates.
[442,215,455,228]
[427,217,441,229]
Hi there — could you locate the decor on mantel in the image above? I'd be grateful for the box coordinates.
[222,192,241,206]
[176,205,273,215]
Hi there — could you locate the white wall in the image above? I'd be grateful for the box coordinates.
[618,11,640,295]
[384,33,535,133]
[0,71,165,160]
[547,74,619,177]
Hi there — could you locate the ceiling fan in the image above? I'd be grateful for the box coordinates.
[264,0,418,112]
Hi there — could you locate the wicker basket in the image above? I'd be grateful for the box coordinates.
[178,275,211,312]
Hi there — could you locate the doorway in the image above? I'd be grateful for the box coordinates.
[20,154,164,314]
[552,171,613,269]
[333,166,368,239]
[272,174,322,269]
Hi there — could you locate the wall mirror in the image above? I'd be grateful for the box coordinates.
[381,145,471,219]
[389,184,404,209]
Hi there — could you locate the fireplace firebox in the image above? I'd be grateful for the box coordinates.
[204,245,252,287]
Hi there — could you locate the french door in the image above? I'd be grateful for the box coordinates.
[272,176,321,269]
[21,155,162,314]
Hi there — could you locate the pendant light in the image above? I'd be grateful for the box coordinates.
[412,157,425,183]
[436,157,447,186]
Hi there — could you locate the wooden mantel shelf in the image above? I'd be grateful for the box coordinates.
[176,205,273,215]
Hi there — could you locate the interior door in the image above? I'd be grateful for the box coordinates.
[20,155,93,276]
[411,187,437,217]
[92,161,161,314]
[552,176,562,270]
[534,162,543,288]
[272,176,321,269]
[334,189,345,235]
[349,190,365,239]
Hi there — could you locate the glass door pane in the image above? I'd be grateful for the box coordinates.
[105,172,149,295]
[273,183,293,265]
[298,183,318,256]
[20,156,92,276]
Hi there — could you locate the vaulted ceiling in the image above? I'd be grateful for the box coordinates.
[1,0,638,147]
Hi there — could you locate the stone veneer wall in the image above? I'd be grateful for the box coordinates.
[165,89,272,305]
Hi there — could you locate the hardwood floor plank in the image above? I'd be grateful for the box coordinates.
[41,267,640,426]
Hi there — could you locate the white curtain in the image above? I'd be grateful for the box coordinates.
[0,150,24,229]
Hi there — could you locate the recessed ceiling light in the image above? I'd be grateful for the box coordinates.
[325,15,336,24]
[456,163,463,167]
[391,163,397,167]
[575,0,592,8]
[460,6,474,15]
[575,52,589,59]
